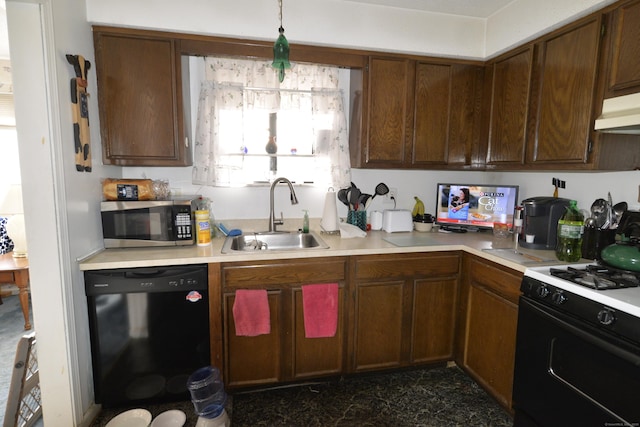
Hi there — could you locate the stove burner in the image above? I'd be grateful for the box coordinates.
[550,264,640,290]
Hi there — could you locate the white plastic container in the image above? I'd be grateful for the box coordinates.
[382,209,413,233]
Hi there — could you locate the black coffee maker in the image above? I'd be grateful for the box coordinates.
[520,197,570,250]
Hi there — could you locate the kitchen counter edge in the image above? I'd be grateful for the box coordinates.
[78,230,570,273]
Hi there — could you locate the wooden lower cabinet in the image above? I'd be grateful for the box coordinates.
[214,251,521,401]
[220,257,347,388]
[351,252,460,372]
[457,254,522,411]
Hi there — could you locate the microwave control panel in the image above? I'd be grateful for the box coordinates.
[174,207,193,241]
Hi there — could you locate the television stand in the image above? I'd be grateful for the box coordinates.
[439,226,468,233]
[439,226,486,233]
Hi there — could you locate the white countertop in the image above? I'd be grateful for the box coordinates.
[79,227,564,272]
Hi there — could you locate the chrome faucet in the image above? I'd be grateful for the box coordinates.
[269,177,299,232]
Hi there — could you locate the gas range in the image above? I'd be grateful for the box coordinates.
[524,263,640,318]
[515,263,640,427]
[523,264,640,339]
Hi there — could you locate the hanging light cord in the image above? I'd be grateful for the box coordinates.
[278,0,284,33]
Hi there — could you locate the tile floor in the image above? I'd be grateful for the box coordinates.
[92,365,513,426]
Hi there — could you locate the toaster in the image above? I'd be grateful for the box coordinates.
[382,209,413,233]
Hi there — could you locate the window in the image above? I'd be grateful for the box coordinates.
[192,57,351,188]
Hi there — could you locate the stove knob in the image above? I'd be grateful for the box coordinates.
[536,285,550,298]
[551,291,567,305]
[597,309,616,326]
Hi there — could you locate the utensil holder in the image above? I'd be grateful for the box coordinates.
[347,210,367,232]
[582,228,616,260]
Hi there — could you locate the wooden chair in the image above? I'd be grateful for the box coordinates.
[3,332,41,427]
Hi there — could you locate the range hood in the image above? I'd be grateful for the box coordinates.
[594,93,640,134]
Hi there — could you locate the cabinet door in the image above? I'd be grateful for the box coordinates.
[292,286,345,379]
[527,17,601,165]
[447,64,484,167]
[221,258,347,388]
[465,282,518,408]
[413,63,450,166]
[94,31,191,166]
[352,253,460,372]
[486,47,533,166]
[605,0,640,95]
[223,291,282,387]
[459,256,521,411]
[411,277,457,363]
[363,57,413,167]
[353,280,405,371]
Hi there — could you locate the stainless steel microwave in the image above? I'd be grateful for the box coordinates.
[101,197,199,248]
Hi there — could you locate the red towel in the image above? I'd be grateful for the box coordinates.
[302,283,339,338]
[233,289,271,336]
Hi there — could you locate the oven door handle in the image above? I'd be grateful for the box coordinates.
[529,299,640,367]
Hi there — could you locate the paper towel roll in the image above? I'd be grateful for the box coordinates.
[321,189,339,232]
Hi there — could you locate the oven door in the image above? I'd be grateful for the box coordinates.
[101,201,176,248]
[513,296,640,427]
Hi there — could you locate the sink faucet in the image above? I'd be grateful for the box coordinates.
[269,177,299,232]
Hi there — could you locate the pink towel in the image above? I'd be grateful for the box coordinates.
[302,283,338,338]
[233,289,271,336]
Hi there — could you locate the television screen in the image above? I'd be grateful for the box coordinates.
[435,183,519,231]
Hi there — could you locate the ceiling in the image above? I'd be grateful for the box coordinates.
[342,0,516,18]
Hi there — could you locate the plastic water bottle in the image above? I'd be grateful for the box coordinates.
[555,200,584,262]
[187,366,227,419]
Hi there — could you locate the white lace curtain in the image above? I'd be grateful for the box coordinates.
[192,57,351,188]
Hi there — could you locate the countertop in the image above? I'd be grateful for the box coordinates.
[79,226,564,273]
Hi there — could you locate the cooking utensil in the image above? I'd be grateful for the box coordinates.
[601,242,640,272]
[600,220,640,272]
[372,182,389,199]
[349,185,361,211]
[359,193,372,210]
[337,188,349,207]
[605,192,613,229]
[612,201,628,228]
[590,198,608,229]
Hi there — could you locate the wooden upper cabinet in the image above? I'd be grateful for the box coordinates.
[485,47,533,167]
[527,16,602,166]
[604,0,640,96]
[363,57,413,167]
[413,63,449,165]
[94,29,192,166]
[354,56,483,169]
[413,63,483,168]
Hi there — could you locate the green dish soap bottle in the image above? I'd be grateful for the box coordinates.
[302,210,309,234]
[555,200,584,262]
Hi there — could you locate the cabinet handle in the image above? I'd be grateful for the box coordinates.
[185,136,189,148]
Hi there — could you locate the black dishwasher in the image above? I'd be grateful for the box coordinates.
[84,264,210,408]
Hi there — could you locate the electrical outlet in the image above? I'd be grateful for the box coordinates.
[384,188,397,204]
[638,184,640,203]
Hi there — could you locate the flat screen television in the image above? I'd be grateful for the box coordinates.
[435,183,519,232]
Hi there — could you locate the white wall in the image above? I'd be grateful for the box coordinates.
[120,166,640,226]
[86,0,616,58]
[485,0,618,57]
[7,0,109,425]
[86,0,485,58]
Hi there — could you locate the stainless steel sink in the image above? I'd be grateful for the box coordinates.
[221,231,329,253]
